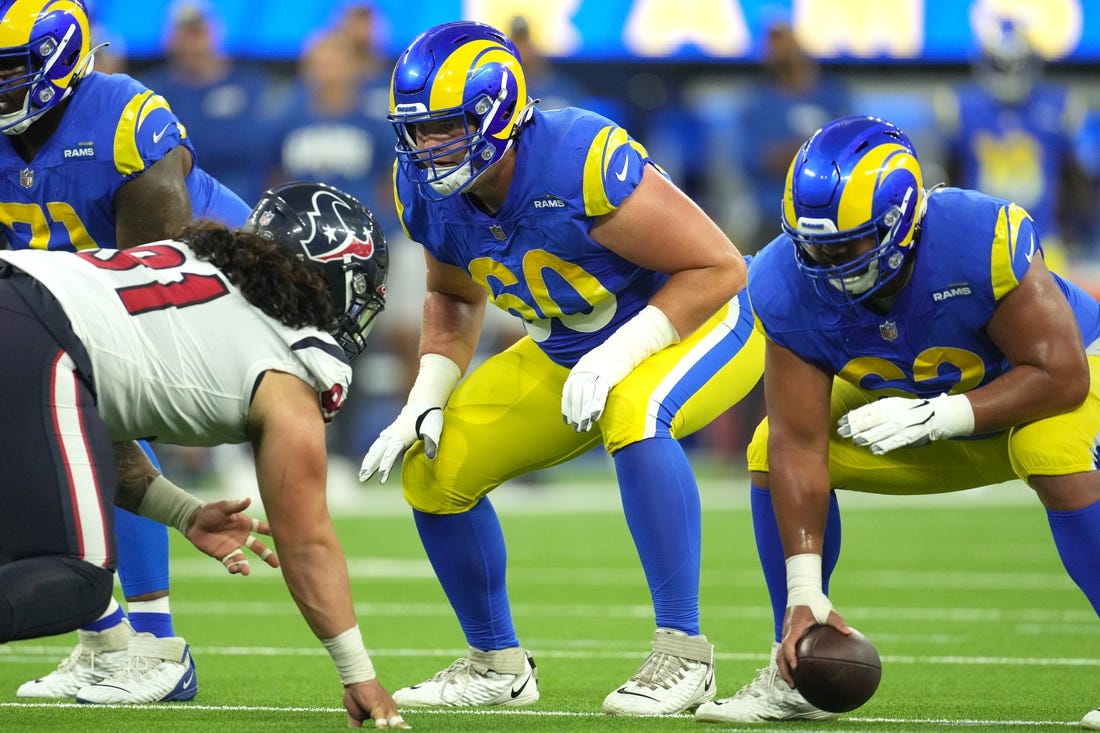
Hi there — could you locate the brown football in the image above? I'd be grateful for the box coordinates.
[791,624,882,713]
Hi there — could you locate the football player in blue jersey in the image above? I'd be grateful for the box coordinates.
[694,115,1100,728]
[358,21,764,715]
[933,14,1095,271]
[0,0,250,704]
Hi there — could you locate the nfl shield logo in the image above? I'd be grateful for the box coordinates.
[19,168,33,188]
[489,224,506,241]
[879,320,898,341]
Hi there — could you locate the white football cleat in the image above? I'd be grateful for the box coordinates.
[17,621,132,698]
[1082,707,1100,730]
[695,642,839,723]
[75,635,198,703]
[393,647,538,707]
[602,627,715,715]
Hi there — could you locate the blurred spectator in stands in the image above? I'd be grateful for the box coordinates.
[694,14,851,467]
[507,15,590,111]
[737,14,852,254]
[330,2,388,85]
[138,0,276,205]
[89,24,127,75]
[264,29,407,461]
[934,12,1095,271]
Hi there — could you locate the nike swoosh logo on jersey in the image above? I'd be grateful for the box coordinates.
[510,674,532,698]
[152,122,174,144]
[1024,233,1037,262]
[615,157,629,181]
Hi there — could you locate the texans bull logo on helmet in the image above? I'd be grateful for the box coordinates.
[300,188,378,263]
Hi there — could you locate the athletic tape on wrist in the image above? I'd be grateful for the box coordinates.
[407,353,462,408]
[573,305,680,387]
[321,625,376,685]
[137,475,203,534]
[786,553,833,623]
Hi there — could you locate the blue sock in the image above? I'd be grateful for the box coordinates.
[86,598,127,632]
[114,441,173,637]
[750,483,842,642]
[413,499,517,650]
[128,597,174,638]
[1046,498,1100,614]
[613,437,701,635]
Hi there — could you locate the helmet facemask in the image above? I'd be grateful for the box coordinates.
[788,193,915,305]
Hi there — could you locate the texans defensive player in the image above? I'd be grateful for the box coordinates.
[695,115,1100,728]
[359,21,763,716]
[0,181,404,728]
[0,0,249,703]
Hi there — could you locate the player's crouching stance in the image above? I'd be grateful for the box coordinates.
[0,182,407,728]
[695,116,1100,728]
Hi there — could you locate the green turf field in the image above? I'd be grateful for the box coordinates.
[1,467,1096,732]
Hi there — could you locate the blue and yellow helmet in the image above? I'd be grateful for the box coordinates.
[782,115,924,305]
[388,20,533,201]
[0,0,94,134]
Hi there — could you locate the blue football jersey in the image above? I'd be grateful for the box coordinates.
[396,107,668,367]
[749,187,1100,397]
[0,72,248,252]
[943,81,1080,240]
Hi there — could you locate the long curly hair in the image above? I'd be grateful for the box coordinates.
[179,220,335,332]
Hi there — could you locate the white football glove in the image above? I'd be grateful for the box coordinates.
[561,370,612,433]
[561,305,680,432]
[837,393,974,455]
[358,404,443,483]
[358,354,461,483]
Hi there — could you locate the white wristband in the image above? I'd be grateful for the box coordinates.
[137,475,203,535]
[572,305,680,387]
[786,553,833,624]
[320,625,376,686]
[407,353,462,408]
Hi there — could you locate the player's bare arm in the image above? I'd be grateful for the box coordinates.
[113,145,195,248]
[764,338,852,679]
[247,369,358,637]
[971,253,1089,433]
[419,249,487,371]
[762,338,834,557]
[589,163,747,337]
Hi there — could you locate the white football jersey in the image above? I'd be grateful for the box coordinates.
[0,241,351,445]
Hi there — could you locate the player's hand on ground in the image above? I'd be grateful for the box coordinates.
[778,605,851,686]
[343,680,410,728]
[359,404,443,483]
[185,497,279,575]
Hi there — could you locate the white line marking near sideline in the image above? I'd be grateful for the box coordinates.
[0,702,1079,727]
[2,644,1097,667]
